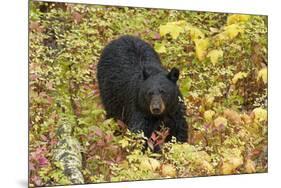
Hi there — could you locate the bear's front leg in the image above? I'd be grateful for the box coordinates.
[128,111,147,135]
[128,112,162,152]
[174,105,188,142]
[175,119,188,142]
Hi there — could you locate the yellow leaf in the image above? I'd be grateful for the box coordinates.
[214,32,228,46]
[159,21,186,39]
[189,26,205,41]
[221,148,243,175]
[232,72,248,84]
[227,14,250,25]
[140,159,151,170]
[205,94,215,106]
[140,158,160,171]
[149,158,160,171]
[194,38,210,61]
[204,110,215,122]
[257,68,268,84]
[159,24,171,36]
[214,116,228,128]
[200,160,215,173]
[252,107,267,122]
[154,42,166,53]
[207,49,224,65]
[161,164,176,177]
[118,139,129,148]
[221,158,243,174]
[224,24,243,40]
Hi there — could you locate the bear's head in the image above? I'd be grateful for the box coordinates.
[138,67,180,116]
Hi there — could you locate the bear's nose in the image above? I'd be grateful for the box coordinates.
[150,96,165,115]
[152,107,161,114]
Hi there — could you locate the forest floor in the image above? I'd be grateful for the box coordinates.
[29,2,268,187]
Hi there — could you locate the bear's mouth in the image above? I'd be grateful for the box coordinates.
[150,97,165,115]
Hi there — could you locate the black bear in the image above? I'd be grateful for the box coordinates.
[97,35,188,144]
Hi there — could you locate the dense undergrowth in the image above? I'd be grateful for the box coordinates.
[29,1,268,186]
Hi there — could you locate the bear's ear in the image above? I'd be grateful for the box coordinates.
[143,69,150,80]
[167,67,179,82]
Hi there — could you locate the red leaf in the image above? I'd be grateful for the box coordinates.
[154,33,161,40]
[150,132,158,141]
[72,12,83,24]
[116,154,122,163]
[94,127,103,137]
[38,156,48,166]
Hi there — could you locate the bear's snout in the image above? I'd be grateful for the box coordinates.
[150,96,165,115]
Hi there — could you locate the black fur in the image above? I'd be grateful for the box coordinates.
[97,35,188,142]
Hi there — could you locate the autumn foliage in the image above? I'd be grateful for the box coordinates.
[29,2,267,187]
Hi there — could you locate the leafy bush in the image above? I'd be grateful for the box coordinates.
[29,1,267,187]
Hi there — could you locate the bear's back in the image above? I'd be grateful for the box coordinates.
[99,35,161,68]
[97,35,164,121]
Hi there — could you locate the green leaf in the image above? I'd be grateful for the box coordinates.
[154,42,167,53]
[91,109,105,116]
[181,76,192,97]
